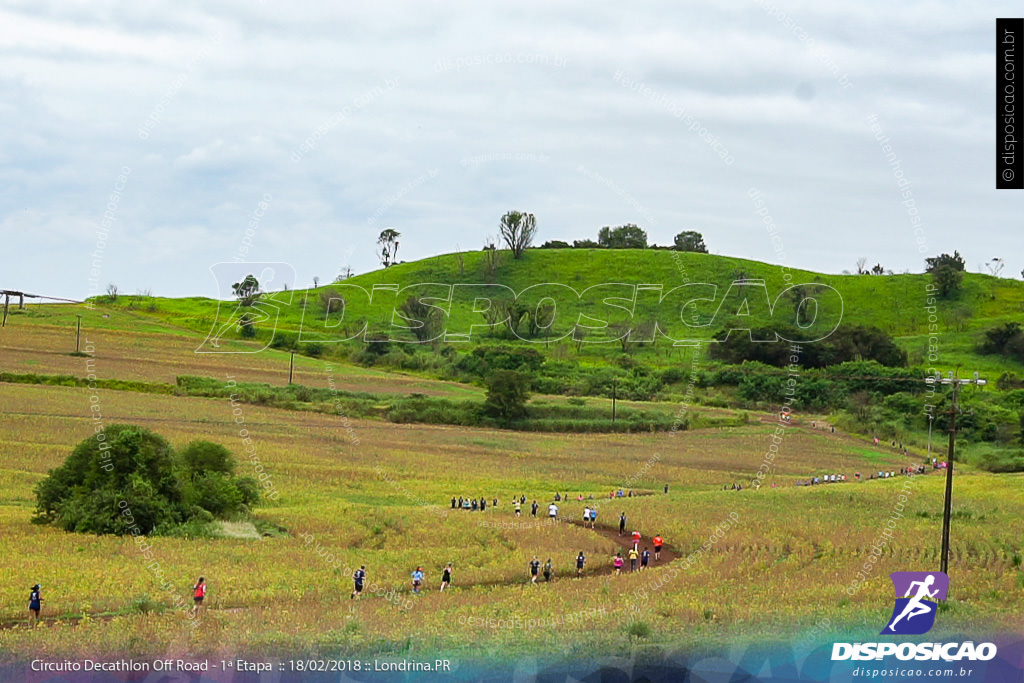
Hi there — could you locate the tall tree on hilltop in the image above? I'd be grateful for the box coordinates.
[498,211,537,259]
[378,228,400,268]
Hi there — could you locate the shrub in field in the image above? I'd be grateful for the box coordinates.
[626,620,652,639]
[483,369,530,422]
[177,442,258,516]
[178,440,234,475]
[130,594,163,615]
[33,425,262,535]
[970,444,1024,473]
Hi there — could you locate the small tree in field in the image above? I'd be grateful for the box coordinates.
[238,312,257,338]
[673,231,707,253]
[498,210,537,259]
[598,224,647,249]
[925,251,965,298]
[378,228,400,267]
[483,370,530,422]
[232,274,261,306]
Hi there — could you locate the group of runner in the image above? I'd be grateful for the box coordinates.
[451,496,497,511]
[354,498,671,597]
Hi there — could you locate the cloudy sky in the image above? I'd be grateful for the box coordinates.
[1,1,1017,300]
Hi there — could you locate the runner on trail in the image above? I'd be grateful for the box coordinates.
[653,535,664,561]
[632,530,642,549]
[628,547,638,572]
[514,500,522,516]
[451,497,456,509]
[589,508,597,528]
[28,584,42,625]
[548,502,558,519]
[583,506,590,525]
[440,563,452,592]
[529,557,541,584]
[411,567,424,594]
[640,547,650,570]
[190,577,206,616]
[531,501,538,517]
[613,553,624,575]
[887,575,941,632]
[480,498,486,511]
[619,512,626,536]
[543,559,553,582]
[576,552,586,577]
[351,566,366,599]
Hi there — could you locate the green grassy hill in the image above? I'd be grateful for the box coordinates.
[72,248,1024,373]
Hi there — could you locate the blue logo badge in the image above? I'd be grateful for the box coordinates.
[882,572,948,635]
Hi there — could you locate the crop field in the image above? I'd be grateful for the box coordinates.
[0,305,482,398]
[0,374,1022,664]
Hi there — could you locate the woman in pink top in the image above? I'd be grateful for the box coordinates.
[613,553,624,575]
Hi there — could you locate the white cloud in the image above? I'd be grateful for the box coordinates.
[0,1,1018,299]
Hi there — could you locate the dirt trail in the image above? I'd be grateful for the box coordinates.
[0,513,685,629]
[560,518,680,577]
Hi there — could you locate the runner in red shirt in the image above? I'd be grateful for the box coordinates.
[631,530,641,549]
[653,535,664,561]
[190,576,206,616]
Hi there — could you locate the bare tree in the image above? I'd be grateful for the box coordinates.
[855,257,868,275]
[986,258,1005,277]
[482,236,502,280]
[313,276,320,288]
[573,324,587,353]
[335,266,354,282]
[498,210,537,259]
[454,244,465,275]
[106,283,119,301]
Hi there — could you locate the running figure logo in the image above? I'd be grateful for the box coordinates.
[882,572,949,635]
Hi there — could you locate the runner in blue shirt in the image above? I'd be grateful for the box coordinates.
[411,567,424,594]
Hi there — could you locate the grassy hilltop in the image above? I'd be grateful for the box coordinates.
[48,247,1024,372]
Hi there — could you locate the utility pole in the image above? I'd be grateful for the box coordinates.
[288,351,295,385]
[926,412,934,461]
[611,377,617,424]
[76,315,82,353]
[937,371,986,575]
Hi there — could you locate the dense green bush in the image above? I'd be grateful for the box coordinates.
[710,325,907,368]
[33,425,264,536]
[483,370,531,421]
[969,444,1024,473]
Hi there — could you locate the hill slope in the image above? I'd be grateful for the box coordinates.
[73,248,1024,372]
